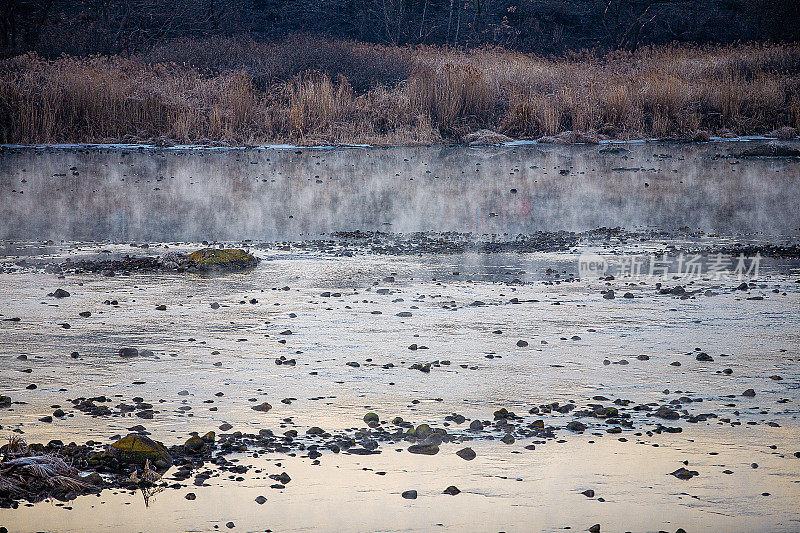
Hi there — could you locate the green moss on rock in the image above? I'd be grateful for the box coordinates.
[110,434,172,466]
[188,248,259,271]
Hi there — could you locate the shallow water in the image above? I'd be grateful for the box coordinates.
[0,143,799,533]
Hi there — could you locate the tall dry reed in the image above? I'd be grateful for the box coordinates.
[1,40,798,145]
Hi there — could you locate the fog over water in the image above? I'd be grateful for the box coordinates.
[1,141,799,242]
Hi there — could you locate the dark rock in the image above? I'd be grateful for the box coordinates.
[119,347,139,358]
[408,444,439,455]
[456,447,476,460]
[566,421,587,432]
[670,467,698,480]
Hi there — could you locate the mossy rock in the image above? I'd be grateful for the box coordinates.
[188,248,259,271]
[408,443,439,455]
[413,424,432,438]
[110,434,172,466]
[363,412,379,424]
[184,435,204,452]
[594,406,619,418]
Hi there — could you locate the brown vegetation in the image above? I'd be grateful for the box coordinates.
[1,37,799,145]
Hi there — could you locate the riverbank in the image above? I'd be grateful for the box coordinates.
[1,38,799,146]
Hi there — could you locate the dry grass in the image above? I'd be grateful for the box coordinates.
[1,39,798,145]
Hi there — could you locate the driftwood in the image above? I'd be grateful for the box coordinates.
[0,438,103,500]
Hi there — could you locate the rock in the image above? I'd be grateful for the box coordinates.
[581,489,595,497]
[402,490,417,499]
[742,389,756,397]
[670,467,698,480]
[769,126,797,140]
[306,426,325,435]
[109,434,172,466]
[139,349,154,357]
[408,444,439,455]
[0,395,11,407]
[185,492,196,500]
[469,420,483,431]
[269,472,291,484]
[736,143,800,157]
[210,302,220,309]
[187,248,259,271]
[566,421,587,432]
[184,435,204,452]
[538,131,599,145]
[501,434,515,444]
[252,402,272,412]
[516,340,528,347]
[464,129,513,145]
[695,353,714,362]
[443,485,460,495]
[155,305,167,311]
[456,447,476,460]
[49,288,70,298]
[255,495,267,504]
[589,525,601,533]
[225,521,235,529]
[654,406,680,420]
[118,347,139,358]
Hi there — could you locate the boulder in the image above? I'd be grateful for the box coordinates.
[538,131,599,145]
[187,249,259,271]
[109,434,172,467]
[408,444,439,455]
[464,129,513,145]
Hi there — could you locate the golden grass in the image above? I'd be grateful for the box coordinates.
[1,40,798,145]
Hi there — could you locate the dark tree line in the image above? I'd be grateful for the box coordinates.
[2,0,798,57]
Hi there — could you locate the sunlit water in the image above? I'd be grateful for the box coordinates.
[0,142,799,532]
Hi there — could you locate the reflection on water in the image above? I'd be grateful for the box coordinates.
[1,142,799,242]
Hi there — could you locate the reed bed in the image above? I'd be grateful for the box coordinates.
[1,38,798,145]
